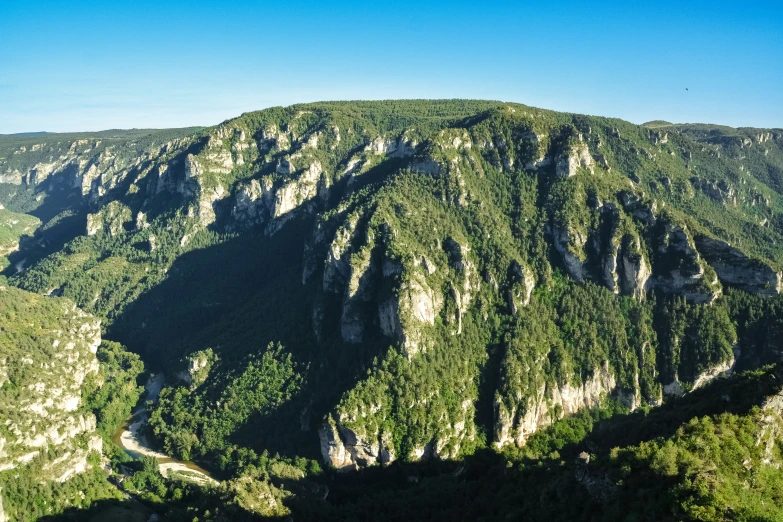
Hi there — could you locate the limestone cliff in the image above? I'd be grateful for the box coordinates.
[495,363,617,448]
[0,286,103,482]
[694,235,781,296]
[649,219,721,304]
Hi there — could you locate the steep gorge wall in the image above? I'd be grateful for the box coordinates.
[5,103,783,471]
[0,286,103,483]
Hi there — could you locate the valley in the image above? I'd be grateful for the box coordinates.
[111,374,217,485]
[1,100,782,521]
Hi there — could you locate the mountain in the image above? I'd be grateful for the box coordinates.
[1,100,782,520]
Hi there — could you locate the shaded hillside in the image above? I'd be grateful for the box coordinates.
[35,363,783,522]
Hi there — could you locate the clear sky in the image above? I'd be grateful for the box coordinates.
[1,0,781,133]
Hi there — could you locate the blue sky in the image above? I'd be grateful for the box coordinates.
[1,0,781,133]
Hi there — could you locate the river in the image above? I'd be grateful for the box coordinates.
[111,373,218,485]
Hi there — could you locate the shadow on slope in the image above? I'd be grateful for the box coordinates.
[108,213,394,460]
[36,495,267,522]
[35,365,783,522]
[583,362,782,454]
[0,175,86,277]
[279,364,783,521]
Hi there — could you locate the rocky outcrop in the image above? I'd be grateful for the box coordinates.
[755,132,774,144]
[175,349,217,389]
[321,385,475,470]
[0,286,103,482]
[594,204,622,293]
[194,184,225,227]
[649,130,668,145]
[272,160,324,218]
[663,353,737,397]
[506,260,535,315]
[319,218,476,354]
[323,214,361,293]
[184,153,203,181]
[365,136,416,158]
[228,158,327,232]
[442,238,476,334]
[495,363,617,448]
[617,191,657,225]
[553,223,588,281]
[378,270,442,359]
[551,200,653,299]
[231,178,274,225]
[692,352,736,390]
[593,153,610,170]
[619,235,650,299]
[555,141,593,177]
[650,220,720,303]
[694,235,781,296]
[691,178,737,204]
[86,200,132,236]
[318,416,394,471]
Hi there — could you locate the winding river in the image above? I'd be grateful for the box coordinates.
[111,373,217,485]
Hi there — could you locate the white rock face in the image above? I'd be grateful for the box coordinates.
[692,354,736,390]
[553,224,587,281]
[593,204,622,294]
[649,130,668,145]
[379,271,443,359]
[273,160,323,217]
[376,237,476,356]
[318,416,395,471]
[620,238,651,300]
[507,263,536,315]
[175,349,216,389]
[86,200,132,236]
[365,136,416,157]
[198,184,226,227]
[663,347,738,398]
[495,363,616,448]
[232,178,274,224]
[204,149,234,173]
[555,142,593,177]
[185,153,203,180]
[319,385,476,471]
[323,214,360,293]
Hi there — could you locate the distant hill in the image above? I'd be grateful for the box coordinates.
[641,120,673,127]
[0,131,51,137]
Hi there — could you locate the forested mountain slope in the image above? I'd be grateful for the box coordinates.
[1,100,783,519]
[0,285,131,521]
